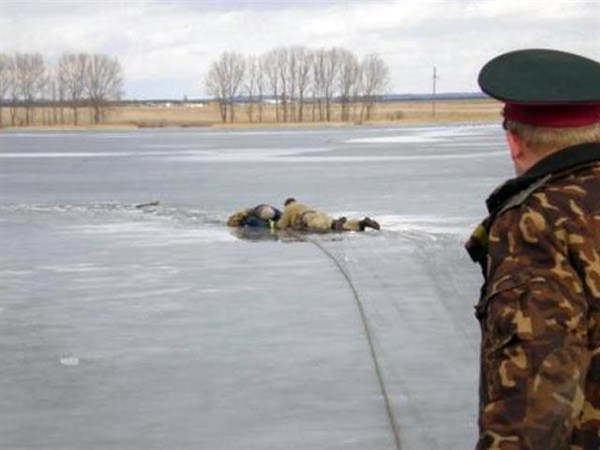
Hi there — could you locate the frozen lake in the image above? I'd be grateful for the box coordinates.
[0,124,513,450]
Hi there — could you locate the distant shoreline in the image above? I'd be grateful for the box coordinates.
[0,98,502,131]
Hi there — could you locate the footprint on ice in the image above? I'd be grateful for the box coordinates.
[60,356,80,367]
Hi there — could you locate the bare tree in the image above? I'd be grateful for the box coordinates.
[204,52,245,123]
[41,69,52,125]
[256,57,266,122]
[360,53,389,121]
[262,50,280,122]
[322,48,341,121]
[312,49,326,121]
[274,47,290,122]
[228,53,246,123]
[48,69,58,125]
[59,53,88,125]
[6,56,20,126]
[337,49,360,122]
[287,47,301,122]
[309,48,341,121]
[56,64,66,125]
[15,53,46,125]
[351,63,363,122]
[295,47,312,123]
[84,54,123,124]
[244,55,259,123]
[205,59,228,122]
[0,53,13,128]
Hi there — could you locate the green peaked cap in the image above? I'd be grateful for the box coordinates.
[478,49,600,104]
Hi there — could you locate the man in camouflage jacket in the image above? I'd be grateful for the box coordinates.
[275,198,380,232]
[466,49,600,449]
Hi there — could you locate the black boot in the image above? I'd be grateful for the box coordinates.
[331,217,347,231]
[360,217,380,231]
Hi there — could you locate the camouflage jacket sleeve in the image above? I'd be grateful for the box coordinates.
[275,207,292,230]
[275,203,307,230]
[476,192,594,449]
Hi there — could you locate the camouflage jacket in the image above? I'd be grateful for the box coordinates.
[275,202,333,231]
[466,142,600,450]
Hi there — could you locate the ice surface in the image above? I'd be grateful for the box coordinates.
[0,124,512,450]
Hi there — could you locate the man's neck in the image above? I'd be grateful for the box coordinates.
[515,146,558,176]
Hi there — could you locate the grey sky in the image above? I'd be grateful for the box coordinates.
[1,0,598,99]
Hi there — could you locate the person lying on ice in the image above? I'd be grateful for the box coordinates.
[227,199,380,232]
[227,204,282,228]
[275,198,380,232]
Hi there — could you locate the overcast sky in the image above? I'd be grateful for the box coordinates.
[1,0,598,99]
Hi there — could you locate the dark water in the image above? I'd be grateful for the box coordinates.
[0,125,512,450]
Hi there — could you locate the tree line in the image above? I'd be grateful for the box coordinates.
[0,53,123,127]
[0,47,390,128]
[205,46,389,123]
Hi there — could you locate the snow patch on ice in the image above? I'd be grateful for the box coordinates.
[0,152,137,158]
[378,214,477,236]
[39,263,111,274]
[0,268,36,276]
[167,151,505,163]
[59,356,80,367]
[345,125,497,144]
[67,221,236,244]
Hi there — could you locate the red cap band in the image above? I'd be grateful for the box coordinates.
[504,103,600,127]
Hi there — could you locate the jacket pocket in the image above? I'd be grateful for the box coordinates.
[477,276,536,404]
[479,276,535,349]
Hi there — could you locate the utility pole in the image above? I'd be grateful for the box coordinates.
[432,66,439,118]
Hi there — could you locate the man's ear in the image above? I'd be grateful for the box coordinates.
[506,131,523,161]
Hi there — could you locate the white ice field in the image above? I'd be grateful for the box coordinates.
[0,124,513,450]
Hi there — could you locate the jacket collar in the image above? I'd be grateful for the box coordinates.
[466,141,600,266]
[486,142,600,215]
